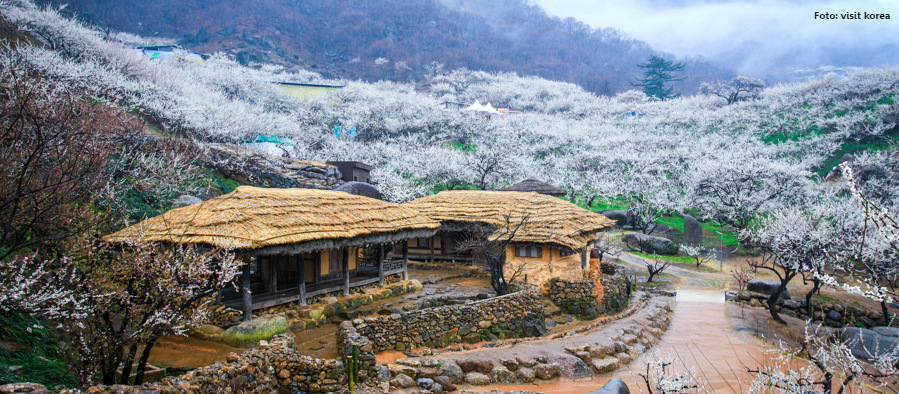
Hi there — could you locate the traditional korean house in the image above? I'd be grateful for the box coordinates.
[104,186,439,320]
[402,190,615,283]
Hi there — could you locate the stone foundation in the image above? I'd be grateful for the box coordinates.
[340,287,546,352]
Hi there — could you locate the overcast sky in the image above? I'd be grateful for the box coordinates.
[531,0,899,77]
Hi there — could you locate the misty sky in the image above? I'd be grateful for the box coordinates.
[531,0,899,78]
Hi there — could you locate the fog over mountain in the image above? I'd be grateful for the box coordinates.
[533,0,899,82]
[43,0,733,95]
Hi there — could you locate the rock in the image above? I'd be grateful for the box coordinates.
[602,210,628,225]
[592,357,620,374]
[782,300,802,310]
[682,215,702,247]
[437,362,463,384]
[464,372,491,386]
[534,363,562,380]
[826,309,843,321]
[515,367,536,383]
[872,326,899,337]
[333,181,382,200]
[222,315,289,347]
[615,352,633,365]
[0,383,51,394]
[376,365,391,382]
[389,363,419,378]
[620,233,678,255]
[500,358,520,371]
[839,327,899,359]
[417,378,435,390]
[390,373,416,389]
[587,378,631,394]
[456,359,493,374]
[171,194,203,208]
[746,280,791,300]
[434,376,456,391]
[517,357,538,367]
[549,354,591,379]
[489,365,515,383]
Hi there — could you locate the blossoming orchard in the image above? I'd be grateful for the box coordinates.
[0,1,897,393]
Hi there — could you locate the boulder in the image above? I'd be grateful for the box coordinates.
[334,181,382,200]
[621,233,678,255]
[839,327,899,360]
[390,373,416,389]
[464,372,491,386]
[591,357,620,374]
[515,367,536,383]
[456,358,493,374]
[602,210,628,225]
[190,324,225,342]
[682,215,702,247]
[172,194,203,208]
[826,310,843,322]
[746,280,791,300]
[433,376,456,391]
[489,365,515,383]
[417,378,435,390]
[587,378,631,394]
[223,315,289,347]
[872,326,899,337]
[437,362,463,384]
[534,363,562,380]
[549,354,591,379]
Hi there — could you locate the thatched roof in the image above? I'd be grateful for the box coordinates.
[403,191,615,251]
[104,186,440,254]
[503,179,567,197]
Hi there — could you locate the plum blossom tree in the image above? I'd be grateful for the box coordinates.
[701,75,765,105]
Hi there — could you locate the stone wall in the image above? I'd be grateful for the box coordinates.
[382,294,675,389]
[50,333,361,394]
[340,287,546,352]
[547,278,598,316]
[599,264,633,314]
[727,291,889,328]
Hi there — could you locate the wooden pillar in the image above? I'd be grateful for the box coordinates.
[429,235,435,262]
[442,231,450,256]
[297,255,306,306]
[378,244,385,285]
[580,249,588,270]
[241,263,252,322]
[342,248,350,296]
[267,258,278,293]
[402,241,409,280]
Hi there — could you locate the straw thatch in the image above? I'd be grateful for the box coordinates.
[403,191,615,251]
[503,179,567,197]
[104,186,440,254]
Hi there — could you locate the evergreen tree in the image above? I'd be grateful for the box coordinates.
[632,55,686,100]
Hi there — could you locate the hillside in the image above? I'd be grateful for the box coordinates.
[43,0,732,95]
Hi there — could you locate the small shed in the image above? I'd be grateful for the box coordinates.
[503,179,567,198]
[327,161,373,183]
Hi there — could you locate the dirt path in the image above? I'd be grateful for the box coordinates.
[613,253,767,394]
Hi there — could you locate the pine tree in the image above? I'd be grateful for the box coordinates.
[632,55,686,100]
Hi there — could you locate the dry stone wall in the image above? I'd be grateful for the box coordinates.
[341,287,546,352]
[547,278,598,316]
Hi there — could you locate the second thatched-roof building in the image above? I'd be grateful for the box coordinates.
[402,190,615,283]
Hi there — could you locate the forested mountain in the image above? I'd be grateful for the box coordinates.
[42,0,732,95]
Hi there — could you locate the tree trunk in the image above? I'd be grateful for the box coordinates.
[134,336,158,385]
[118,343,140,384]
[805,278,821,322]
[882,300,892,326]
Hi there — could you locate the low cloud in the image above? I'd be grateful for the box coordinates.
[533,0,899,78]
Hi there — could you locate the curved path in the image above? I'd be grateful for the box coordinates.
[614,252,766,394]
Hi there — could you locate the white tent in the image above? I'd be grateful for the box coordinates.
[463,100,500,115]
